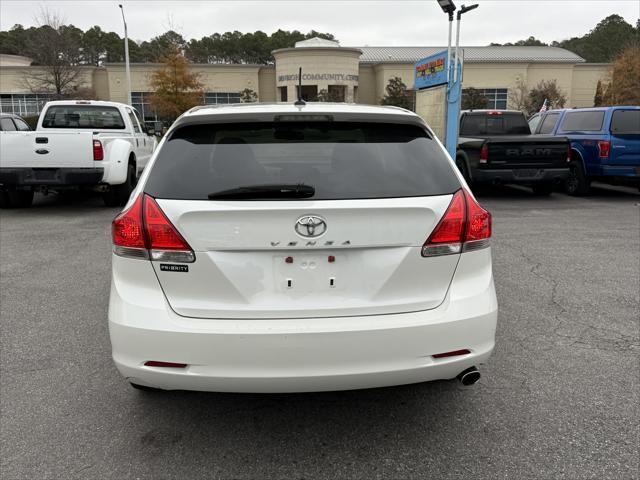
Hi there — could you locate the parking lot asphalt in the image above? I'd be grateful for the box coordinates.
[1,185,639,480]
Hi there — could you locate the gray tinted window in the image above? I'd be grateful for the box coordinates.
[528,114,541,133]
[145,122,460,200]
[126,108,140,133]
[42,106,125,129]
[539,113,560,134]
[13,118,30,131]
[560,111,604,132]
[0,118,16,131]
[610,110,640,135]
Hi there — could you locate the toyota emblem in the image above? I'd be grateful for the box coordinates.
[295,215,327,238]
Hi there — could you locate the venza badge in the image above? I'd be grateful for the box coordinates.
[295,215,327,238]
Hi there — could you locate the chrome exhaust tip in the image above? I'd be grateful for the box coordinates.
[457,366,481,386]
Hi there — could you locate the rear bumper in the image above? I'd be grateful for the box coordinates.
[0,167,104,187]
[473,167,569,184]
[599,165,640,179]
[108,249,498,393]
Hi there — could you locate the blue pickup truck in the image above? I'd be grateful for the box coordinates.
[528,106,640,195]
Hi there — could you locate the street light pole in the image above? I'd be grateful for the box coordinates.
[118,4,132,106]
[437,0,456,82]
[447,10,453,82]
[454,4,478,83]
[436,0,477,158]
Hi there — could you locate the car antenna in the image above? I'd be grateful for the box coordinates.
[294,67,306,106]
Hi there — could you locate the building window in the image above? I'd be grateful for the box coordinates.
[131,92,158,123]
[0,93,55,116]
[278,86,288,102]
[475,88,508,110]
[204,92,241,105]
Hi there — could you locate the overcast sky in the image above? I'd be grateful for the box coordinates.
[0,1,638,46]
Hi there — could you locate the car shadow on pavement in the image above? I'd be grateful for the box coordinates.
[29,191,108,209]
[473,183,639,201]
[125,380,481,468]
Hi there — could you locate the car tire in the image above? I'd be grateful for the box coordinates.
[455,157,472,186]
[0,190,11,209]
[103,164,136,207]
[130,382,163,392]
[3,190,34,208]
[531,183,554,196]
[566,161,590,196]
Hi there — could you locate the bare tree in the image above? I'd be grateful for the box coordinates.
[21,8,86,97]
[508,78,529,113]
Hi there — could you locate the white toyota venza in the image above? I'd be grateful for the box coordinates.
[108,103,497,393]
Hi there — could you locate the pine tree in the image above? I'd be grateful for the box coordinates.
[462,88,488,110]
[380,77,411,110]
[593,80,605,106]
[240,88,258,103]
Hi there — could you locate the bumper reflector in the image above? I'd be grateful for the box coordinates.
[144,361,187,368]
[432,349,471,359]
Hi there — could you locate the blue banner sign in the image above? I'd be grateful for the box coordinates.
[414,51,448,90]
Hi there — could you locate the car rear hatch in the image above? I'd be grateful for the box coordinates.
[138,119,465,319]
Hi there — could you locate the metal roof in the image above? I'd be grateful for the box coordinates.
[355,46,585,64]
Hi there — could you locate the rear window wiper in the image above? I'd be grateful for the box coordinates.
[208,183,315,199]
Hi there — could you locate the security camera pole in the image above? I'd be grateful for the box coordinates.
[118,4,132,106]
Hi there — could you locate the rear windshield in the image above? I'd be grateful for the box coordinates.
[559,111,604,132]
[41,105,125,129]
[460,113,530,136]
[539,113,560,134]
[610,110,640,135]
[144,122,460,200]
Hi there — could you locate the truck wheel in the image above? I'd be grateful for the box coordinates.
[0,190,10,209]
[4,190,34,208]
[103,164,135,207]
[455,157,472,186]
[566,161,590,196]
[531,183,553,196]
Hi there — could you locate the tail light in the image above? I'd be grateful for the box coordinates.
[597,140,610,159]
[566,144,572,162]
[112,194,195,263]
[422,189,491,257]
[93,140,104,161]
[479,143,489,164]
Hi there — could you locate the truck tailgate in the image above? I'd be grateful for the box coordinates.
[485,135,569,169]
[0,131,95,169]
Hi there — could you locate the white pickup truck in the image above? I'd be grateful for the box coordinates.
[0,100,156,207]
